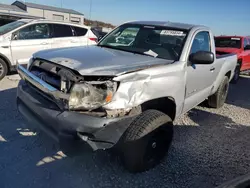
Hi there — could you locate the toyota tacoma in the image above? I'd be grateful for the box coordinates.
[17,21,237,172]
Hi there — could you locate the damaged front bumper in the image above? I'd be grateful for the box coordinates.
[16,65,133,150]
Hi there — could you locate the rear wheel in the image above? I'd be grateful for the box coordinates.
[208,76,229,108]
[0,59,8,81]
[119,110,173,173]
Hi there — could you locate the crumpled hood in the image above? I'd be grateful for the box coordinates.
[33,46,173,76]
[216,47,241,54]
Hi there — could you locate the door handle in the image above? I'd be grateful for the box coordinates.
[41,42,48,45]
[210,67,215,72]
[71,40,78,43]
[1,45,9,48]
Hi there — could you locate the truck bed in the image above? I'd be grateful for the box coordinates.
[216,52,237,59]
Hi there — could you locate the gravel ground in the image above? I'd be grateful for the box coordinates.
[0,74,250,188]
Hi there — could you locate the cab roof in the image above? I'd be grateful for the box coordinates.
[125,21,206,30]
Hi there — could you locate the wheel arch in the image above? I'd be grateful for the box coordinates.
[0,52,12,73]
[140,97,176,121]
[225,71,231,79]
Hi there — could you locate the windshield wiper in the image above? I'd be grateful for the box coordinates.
[98,44,140,54]
[143,50,158,57]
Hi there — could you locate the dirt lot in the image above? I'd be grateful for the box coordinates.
[0,74,250,188]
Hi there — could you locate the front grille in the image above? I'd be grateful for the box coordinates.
[31,68,61,89]
[29,59,83,92]
[26,81,67,110]
[25,59,85,110]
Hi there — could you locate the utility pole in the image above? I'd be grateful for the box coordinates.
[89,0,92,20]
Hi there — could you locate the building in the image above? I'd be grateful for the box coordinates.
[0,2,41,25]
[0,1,84,26]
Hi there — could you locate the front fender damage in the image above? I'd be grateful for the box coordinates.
[103,62,186,119]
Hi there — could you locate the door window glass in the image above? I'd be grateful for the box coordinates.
[73,27,88,36]
[53,24,73,38]
[17,24,51,40]
[190,31,211,54]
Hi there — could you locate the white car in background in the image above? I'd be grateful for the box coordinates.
[0,19,98,80]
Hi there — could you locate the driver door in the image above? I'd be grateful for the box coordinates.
[10,23,52,65]
[183,30,216,112]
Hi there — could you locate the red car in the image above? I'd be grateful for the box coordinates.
[215,36,250,83]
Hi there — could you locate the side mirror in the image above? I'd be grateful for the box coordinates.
[244,45,250,51]
[189,51,214,64]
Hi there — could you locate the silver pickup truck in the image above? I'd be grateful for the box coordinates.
[17,21,237,173]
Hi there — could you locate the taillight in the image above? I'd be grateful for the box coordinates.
[89,37,97,43]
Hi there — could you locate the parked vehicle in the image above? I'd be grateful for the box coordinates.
[17,21,237,173]
[90,27,108,41]
[0,19,98,80]
[215,36,250,83]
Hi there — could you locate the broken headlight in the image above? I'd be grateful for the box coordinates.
[68,81,118,110]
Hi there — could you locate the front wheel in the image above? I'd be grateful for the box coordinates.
[0,59,7,81]
[119,110,173,173]
[208,76,229,108]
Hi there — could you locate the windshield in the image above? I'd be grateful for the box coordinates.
[215,37,242,49]
[0,21,27,35]
[98,24,188,60]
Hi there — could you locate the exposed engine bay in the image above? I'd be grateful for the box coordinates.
[29,59,114,92]
[28,59,135,118]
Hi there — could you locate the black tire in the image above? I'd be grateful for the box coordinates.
[0,59,8,81]
[120,110,173,173]
[230,65,241,84]
[208,76,229,108]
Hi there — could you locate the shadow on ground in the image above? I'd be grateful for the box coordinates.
[227,76,250,110]
[0,76,249,188]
